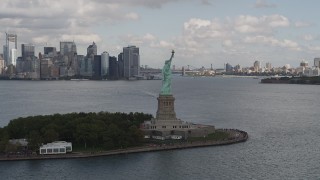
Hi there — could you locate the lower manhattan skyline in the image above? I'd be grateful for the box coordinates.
[1,0,320,68]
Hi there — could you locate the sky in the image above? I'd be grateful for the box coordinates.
[1,0,320,68]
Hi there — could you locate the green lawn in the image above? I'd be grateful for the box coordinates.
[188,131,230,142]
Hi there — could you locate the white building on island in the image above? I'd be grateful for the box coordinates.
[39,141,72,155]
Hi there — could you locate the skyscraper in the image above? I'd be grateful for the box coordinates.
[253,61,261,72]
[22,44,35,60]
[0,54,4,74]
[314,58,320,67]
[118,52,124,78]
[80,55,92,77]
[87,42,97,56]
[108,56,118,80]
[92,55,101,79]
[101,51,109,77]
[10,49,17,66]
[60,42,77,55]
[225,63,233,73]
[83,42,97,75]
[123,45,140,79]
[4,33,18,66]
[44,47,57,57]
[300,60,308,67]
[93,55,101,79]
[3,45,7,65]
[266,62,272,71]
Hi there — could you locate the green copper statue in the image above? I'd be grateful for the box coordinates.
[160,50,175,95]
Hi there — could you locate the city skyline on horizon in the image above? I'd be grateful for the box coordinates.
[1,38,319,70]
[1,0,320,68]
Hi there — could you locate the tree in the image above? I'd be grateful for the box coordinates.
[75,123,91,149]
[0,130,9,153]
[43,129,59,143]
[27,131,43,151]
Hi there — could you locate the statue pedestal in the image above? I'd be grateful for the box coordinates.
[156,94,177,120]
[141,94,215,139]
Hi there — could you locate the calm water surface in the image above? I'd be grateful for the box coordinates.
[0,77,320,179]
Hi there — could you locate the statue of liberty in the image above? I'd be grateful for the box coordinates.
[160,50,175,95]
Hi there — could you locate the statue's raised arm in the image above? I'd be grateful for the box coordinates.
[169,50,174,61]
[160,50,175,95]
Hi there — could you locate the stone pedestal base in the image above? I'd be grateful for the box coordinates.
[156,94,177,120]
[141,94,216,140]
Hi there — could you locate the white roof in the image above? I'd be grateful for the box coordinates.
[40,141,72,148]
[40,144,66,149]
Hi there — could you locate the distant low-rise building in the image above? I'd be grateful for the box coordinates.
[225,63,233,73]
[300,60,308,67]
[265,62,272,71]
[234,64,241,73]
[253,60,261,72]
[303,67,320,77]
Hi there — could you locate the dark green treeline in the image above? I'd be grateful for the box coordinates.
[0,112,153,152]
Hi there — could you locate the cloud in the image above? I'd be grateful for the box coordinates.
[303,34,314,41]
[93,0,194,8]
[119,33,161,47]
[243,35,300,50]
[295,21,311,28]
[124,12,140,20]
[222,40,233,47]
[234,15,289,34]
[0,0,145,52]
[157,14,305,67]
[0,0,140,30]
[61,34,102,44]
[143,33,157,41]
[254,0,276,8]
[178,15,293,54]
[120,33,176,51]
[201,0,212,6]
[32,36,52,44]
[183,18,228,39]
[151,40,175,49]
[184,18,211,30]
[307,46,320,51]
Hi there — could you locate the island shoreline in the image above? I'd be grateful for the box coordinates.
[0,129,248,162]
